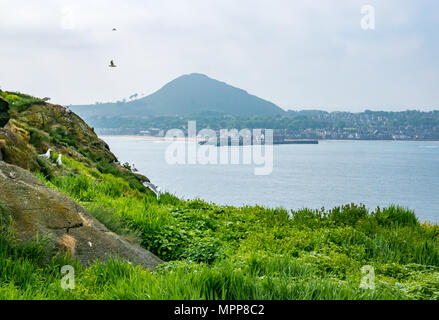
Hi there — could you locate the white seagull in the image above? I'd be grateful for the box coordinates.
[143,182,161,201]
[57,154,63,166]
[39,148,51,159]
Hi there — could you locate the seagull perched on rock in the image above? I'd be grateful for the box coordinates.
[39,148,51,159]
[143,182,161,201]
[57,154,63,166]
[109,60,117,68]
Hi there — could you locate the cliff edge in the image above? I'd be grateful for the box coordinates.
[0,91,160,268]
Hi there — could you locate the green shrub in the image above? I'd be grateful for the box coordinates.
[10,155,437,300]
[372,205,419,228]
[327,204,369,227]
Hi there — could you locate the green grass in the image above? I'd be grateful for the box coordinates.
[0,91,45,113]
[85,204,143,245]
[2,156,439,300]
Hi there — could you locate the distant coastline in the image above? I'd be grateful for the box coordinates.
[99,135,439,143]
[99,135,196,141]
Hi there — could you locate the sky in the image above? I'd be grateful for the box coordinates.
[0,0,438,112]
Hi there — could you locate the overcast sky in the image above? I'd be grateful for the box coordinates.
[0,0,438,112]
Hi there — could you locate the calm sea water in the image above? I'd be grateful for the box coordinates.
[101,136,439,222]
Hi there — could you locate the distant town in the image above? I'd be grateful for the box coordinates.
[92,110,439,141]
[70,73,439,141]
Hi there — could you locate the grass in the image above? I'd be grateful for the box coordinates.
[2,156,439,300]
[85,204,143,245]
[0,91,45,113]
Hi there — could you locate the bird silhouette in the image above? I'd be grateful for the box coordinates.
[112,28,117,31]
[109,60,117,68]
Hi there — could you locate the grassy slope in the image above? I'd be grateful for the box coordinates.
[1,91,439,300]
[1,155,439,299]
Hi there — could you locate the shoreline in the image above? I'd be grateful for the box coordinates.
[100,135,197,141]
[99,135,439,143]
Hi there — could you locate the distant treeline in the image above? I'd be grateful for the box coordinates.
[82,110,439,140]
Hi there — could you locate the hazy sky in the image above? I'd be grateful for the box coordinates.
[1,0,438,111]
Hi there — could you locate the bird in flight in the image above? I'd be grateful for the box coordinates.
[109,60,117,67]
[112,28,117,31]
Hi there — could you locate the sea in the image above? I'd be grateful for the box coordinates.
[101,136,439,222]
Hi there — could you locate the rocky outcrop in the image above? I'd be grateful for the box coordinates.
[0,97,117,171]
[0,96,9,127]
[0,124,39,170]
[0,160,162,270]
[17,103,116,162]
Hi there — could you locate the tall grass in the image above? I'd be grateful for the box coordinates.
[1,156,439,300]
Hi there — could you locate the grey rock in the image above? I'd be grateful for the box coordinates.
[0,160,162,270]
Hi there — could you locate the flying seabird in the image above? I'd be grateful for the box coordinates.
[57,154,63,166]
[109,60,117,68]
[143,182,161,201]
[39,148,51,159]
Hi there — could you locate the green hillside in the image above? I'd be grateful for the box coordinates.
[1,91,439,300]
[71,73,286,118]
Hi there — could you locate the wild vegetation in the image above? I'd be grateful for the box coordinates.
[1,91,438,300]
[0,91,45,113]
[1,153,438,299]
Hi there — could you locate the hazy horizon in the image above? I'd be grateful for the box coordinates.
[1,0,438,112]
